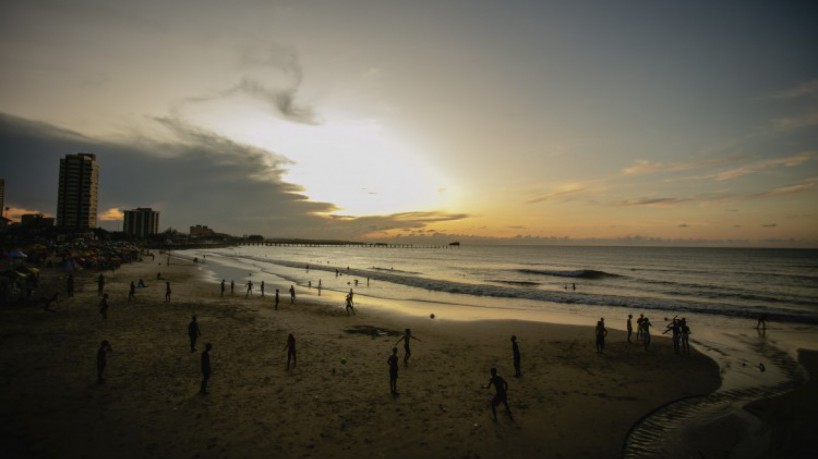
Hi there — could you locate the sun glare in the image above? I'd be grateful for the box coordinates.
[188,101,456,217]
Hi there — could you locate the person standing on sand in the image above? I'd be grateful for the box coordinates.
[97,340,112,384]
[511,335,521,377]
[230,280,234,294]
[275,289,280,310]
[200,343,212,395]
[220,279,225,297]
[188,315,202,353]
[486,368,512,421]
[756,313,768,330]
[128,281,136,301]
[260,281,265,297]
[388,347,399,395]
[289,285,296,304]
[97,273,105,296]
[245,280,253,298]
[595,318,608,353]
[318,279,322,296]
[680,318,691,354]
[627,314,633,344]
[165,281,172,303]
[636,314,645,343]
[283,333,296,370]
[642,317,652,350]
[395,329,421,366]
[99,293,110,320]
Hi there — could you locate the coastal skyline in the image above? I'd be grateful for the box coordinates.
[1,1,817,246]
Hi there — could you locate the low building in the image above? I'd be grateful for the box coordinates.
[20,213,56,228]
[190,224,215,237]
[123,208,160,238]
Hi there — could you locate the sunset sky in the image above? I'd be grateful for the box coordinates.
[1,1,816,245]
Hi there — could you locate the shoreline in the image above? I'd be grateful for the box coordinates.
[0,255,778,458]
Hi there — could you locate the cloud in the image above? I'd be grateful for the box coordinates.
[99,208,124,221]
[0,113,466,239]
[769,112,818,132]
[621,157,731,176]
[761,223,777,228]
[613,197,692,208]
[710,152,818,181]
[526,183,589,204]
[752,177,818,198]
[2,206,50,222]
[768,79,818,100]
[678,223,689,228]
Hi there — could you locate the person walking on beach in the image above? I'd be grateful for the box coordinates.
[99,293,110,320]
[289,285,296,304]
[642,317,652,350]
[345,289,355,315]
[396,329,421,366]
[128,281,136,301]
[283,333,296,370]
[245,280,253,298]
[165,281,172,303]
[97,273,105,296]
[388,347,399,395]
[230,280,235,294]
[636,314,645,343]
[275,289,280,310]
[511,335,521,377]
[595,318,608,353]
[188,315,202,353]
[200,343,212,395]
[66,272,74,298]
[220,279,225,297]
[97,340,112,384]
[485,368,512,421]
[627,314,633,343]
[318,279,322,296]
[260,281,265,297]
[756,313,768,331]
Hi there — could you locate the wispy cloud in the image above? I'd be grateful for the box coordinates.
[621,157,731,176]
[768,79,818,100]
[711,152,818,181]
[613,197,693,208]
[761,223,777,228]
[526,183,588,204]
[752,177,818,198]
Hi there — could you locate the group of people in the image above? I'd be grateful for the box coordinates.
[220,278,297,309]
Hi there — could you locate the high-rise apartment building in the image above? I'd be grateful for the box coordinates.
[0,178,5,218]
[123,208,160,238]
[57,153,99,229]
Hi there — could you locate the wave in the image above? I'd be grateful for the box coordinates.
[207,252,818,325]
[517,268,621,279]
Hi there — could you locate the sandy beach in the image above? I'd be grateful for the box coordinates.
[0,256,738,458]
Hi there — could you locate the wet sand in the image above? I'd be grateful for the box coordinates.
[1,257,723,458]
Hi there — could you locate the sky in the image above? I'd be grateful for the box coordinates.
[1,1,817,246]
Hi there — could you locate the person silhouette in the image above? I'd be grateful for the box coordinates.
[97,273,105,296]
[511,335,521,377]
[200,343,212,395]
[345,289,356,315]
[165,281,171,303]
[99,293,110,320]
[486,368,512,421]
[260,281,265,297]
[627,314,633,344]
[289,285,296,304]
[246,280,253,298]
[230,280,234,294]
[188,315,202,353]
[128,281,136,301]
[284,334,297,370]
[388,347,399,395]
[275,289,280,310]
[97,340,112,384]
[220,279,225,297]
[396,329,421,366]
[595,318,608,353]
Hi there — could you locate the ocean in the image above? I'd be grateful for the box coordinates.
[191,244,818,325]
[187,244,818,456]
